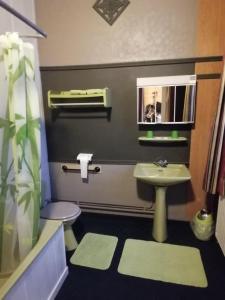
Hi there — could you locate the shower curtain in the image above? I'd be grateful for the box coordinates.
[0,33,41,274]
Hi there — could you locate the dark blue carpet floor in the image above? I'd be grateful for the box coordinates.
[55,213,225,300]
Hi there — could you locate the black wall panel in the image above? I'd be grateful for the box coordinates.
[40,62,194,163]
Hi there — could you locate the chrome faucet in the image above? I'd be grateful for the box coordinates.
[153,158,168,168]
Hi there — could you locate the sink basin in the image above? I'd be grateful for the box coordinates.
[133,163,191,186]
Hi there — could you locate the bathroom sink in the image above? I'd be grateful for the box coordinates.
[133,163,191,242]
[133,163,191,186]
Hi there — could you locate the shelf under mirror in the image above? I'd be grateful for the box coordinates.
[138,136,187,143]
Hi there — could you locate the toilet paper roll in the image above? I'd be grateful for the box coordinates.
[80,157,88,179]
[77,153,93,179]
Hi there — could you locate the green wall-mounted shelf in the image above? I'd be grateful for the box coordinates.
[48,88,111,108]
[138,136,187,143]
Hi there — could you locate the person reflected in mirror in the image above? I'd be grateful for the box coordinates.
[144,104,155,122]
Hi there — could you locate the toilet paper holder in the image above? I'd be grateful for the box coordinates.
[61,163,101,174]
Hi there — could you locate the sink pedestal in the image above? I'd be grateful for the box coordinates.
[152,186,167,242]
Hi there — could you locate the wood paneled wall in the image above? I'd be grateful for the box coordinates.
[187,0,225,218]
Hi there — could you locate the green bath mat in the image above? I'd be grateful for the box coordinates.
[118,239,208,288]
[70,233,118,270]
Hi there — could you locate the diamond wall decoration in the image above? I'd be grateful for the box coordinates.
[93,0,130,26]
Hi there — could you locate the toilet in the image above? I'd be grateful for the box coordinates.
[41,202,81,251]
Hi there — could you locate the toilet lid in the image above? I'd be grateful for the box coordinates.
[41,202,81,220]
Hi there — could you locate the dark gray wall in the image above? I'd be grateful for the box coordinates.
[41,61,194,163]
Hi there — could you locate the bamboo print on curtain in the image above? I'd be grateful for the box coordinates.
[0,33,41,274]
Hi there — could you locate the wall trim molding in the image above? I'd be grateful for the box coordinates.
[40,56,223,71]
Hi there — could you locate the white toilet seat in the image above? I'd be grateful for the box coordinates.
[41,202,81,222]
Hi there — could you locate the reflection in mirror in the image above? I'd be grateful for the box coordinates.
[175,85,196,122]
[137,75,196,124]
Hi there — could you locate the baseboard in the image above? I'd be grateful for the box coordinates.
[73,200,154,217]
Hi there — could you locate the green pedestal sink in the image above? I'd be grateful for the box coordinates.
[133,163,191,242]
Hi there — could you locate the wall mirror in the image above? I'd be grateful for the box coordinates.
[137,75,197,124]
